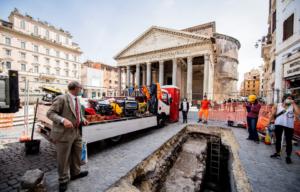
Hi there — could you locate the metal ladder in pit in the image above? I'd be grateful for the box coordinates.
[210,129,221,181]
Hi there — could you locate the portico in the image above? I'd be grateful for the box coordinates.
[114,26,215,102]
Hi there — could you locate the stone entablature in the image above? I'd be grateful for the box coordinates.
[114,26,211,60]
[181,21,216,33]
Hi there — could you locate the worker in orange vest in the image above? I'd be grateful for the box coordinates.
[198,95,212,123]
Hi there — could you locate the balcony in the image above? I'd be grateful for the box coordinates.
[40,73,55,80]
[0,20,13,29]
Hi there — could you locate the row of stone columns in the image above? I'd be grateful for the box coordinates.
[118,54,210,100]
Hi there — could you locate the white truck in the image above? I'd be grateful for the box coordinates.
[36,88,171,144]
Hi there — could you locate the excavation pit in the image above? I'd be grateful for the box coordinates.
[105,125,251,192]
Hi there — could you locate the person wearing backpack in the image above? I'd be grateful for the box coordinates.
[267,93,300,164]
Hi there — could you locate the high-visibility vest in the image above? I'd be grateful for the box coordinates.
[143,85,150,100]
[157,83,162,100]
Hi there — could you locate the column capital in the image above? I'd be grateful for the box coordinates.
[126,65,130,70]
[204,53,211,60]
[136,63,140,68]
[172,58,178,63]
[159,60,164,65]
[147,62,151,66]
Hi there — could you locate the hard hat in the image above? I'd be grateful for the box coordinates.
[248,95,257,102]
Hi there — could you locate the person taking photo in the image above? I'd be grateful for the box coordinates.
[246,95,261,144]
[267,93,300,164]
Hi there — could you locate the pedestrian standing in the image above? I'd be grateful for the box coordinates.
[227,98,232,112]
[47,81,89,192]
[198,95,212,123]
[179,98,189,123]
[246,95,261,144]
[267,94,300,164]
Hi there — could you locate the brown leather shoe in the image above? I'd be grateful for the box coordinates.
[59,182,67,192]
[71,171,89,180]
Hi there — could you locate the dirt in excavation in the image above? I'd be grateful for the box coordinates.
[105,125,251,192]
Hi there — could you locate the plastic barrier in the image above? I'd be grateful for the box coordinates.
[0,113,14,131]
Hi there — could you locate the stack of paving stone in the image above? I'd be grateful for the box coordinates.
[19,169,46,192]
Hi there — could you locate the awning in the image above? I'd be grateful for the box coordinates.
[286,74,300,80]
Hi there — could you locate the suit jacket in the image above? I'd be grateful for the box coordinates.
[179,102,189,112]
[47,94,86,141]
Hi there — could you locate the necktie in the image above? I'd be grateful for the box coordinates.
[75,98,80,128]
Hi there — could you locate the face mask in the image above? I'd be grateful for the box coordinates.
[285,99,291,104]
[77,89,83,96]
[183,99,186,101]
[204,98,207,100]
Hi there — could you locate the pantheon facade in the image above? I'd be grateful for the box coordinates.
[114,22,240,101]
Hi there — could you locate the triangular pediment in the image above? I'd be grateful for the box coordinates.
[114,26,211,59]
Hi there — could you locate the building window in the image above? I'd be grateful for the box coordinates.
[46,58,50,63]
[21,42,25,49]
[65,38,68,45]
[272,10,276,33]
[46,30,49,40]
[21,64,26,71]
[73,64,76,69]
[65,71,69,77]
[34,66,39,73]
[65,63,69,68]
[56,69,60,75]
[20,89,25,92]
[101,66,104,70]
[5,37,11,45]
[20,21,25,29]
[56,61,60,66]
[46,79,50,83]
[253,76,256,79]
[34,45,38,52]
[6,62,11,69]
[56,34,60,43]
[34,26,38,36]
[21,77,26,82]
[253,81,255,84]
[65,54,69,60]
[46,49,50,55]
[109,80,112,83]
[272,60,275,71]
[73,72,77,78]
[248,85,250,88]
[65,81,68,84]
[34,78,38,82]
[283,13,294,41]
[46,68,50,74]
[56,51,60,57]
[253,85,255,88]
[73,56,76,62]
[5,50,11,56]
[56,80,60,83]
[34,56,38,61]
[35,90,40,93]
[21,53,25,58]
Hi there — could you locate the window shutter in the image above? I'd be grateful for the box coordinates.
[283,20,287,40]
[272,10,276,33]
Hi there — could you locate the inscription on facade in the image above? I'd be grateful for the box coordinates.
[284,60,300,77]
[129,50,187,62]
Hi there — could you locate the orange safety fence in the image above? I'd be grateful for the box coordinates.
[207,102,300,138]
[0,113,14,130]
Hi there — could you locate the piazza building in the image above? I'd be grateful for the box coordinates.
[114,22,240,101]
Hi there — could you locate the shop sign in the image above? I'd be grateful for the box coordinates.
[284,60,300,78]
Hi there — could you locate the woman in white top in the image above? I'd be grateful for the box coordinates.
[267,94,300,164]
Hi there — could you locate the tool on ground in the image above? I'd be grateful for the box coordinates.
[31,98,39,140]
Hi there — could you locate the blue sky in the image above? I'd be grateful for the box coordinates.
[1,0,268,89]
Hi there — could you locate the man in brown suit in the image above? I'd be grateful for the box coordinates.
[47,81,89,192]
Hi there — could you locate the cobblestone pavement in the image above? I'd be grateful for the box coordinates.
[1,113,300,192]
